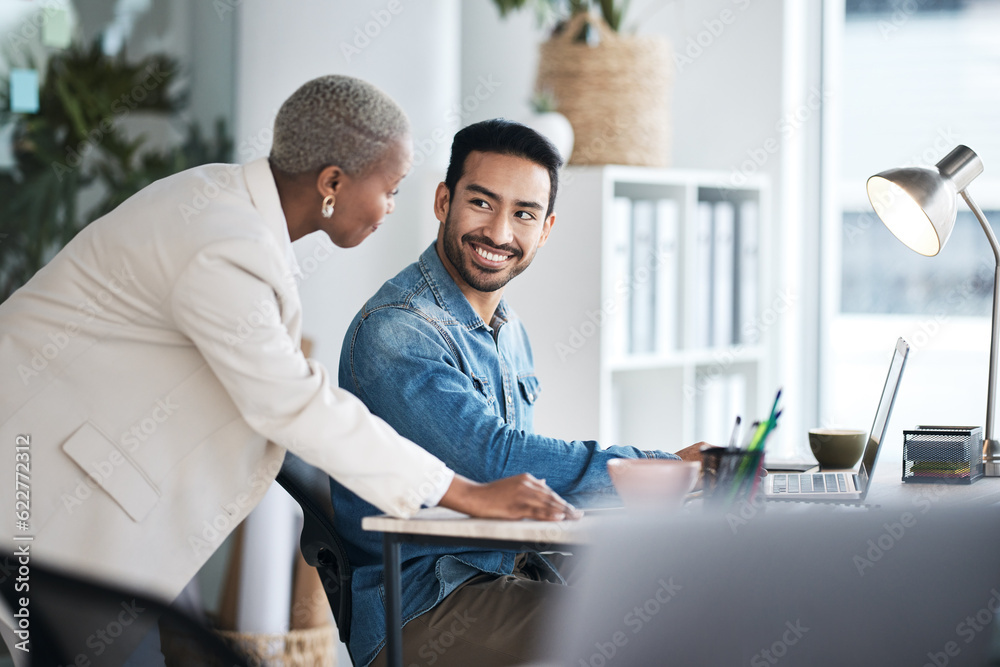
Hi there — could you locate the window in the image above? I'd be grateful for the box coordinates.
[824,0,1000,440]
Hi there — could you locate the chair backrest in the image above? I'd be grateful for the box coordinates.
[0,552,250,666]
[275,451,354,651]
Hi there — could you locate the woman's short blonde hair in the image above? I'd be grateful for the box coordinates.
[270,75,410,176]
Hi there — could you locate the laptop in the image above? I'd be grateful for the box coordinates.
[762,336,909,502]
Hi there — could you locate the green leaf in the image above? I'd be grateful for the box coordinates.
[0,37,230,301]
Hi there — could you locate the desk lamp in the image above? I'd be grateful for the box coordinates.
[866,145,1000,476]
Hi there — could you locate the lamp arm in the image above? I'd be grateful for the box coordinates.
[959,190,999,446]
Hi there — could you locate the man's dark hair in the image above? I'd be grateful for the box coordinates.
[444,119,563,218]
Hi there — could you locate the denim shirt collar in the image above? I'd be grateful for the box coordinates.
[417,242,510,332]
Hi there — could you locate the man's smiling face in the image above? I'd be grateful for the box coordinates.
[436,150,555,294]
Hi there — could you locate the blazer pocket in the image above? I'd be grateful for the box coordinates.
[62,421,160,523]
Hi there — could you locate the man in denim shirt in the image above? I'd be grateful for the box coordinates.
[332,120,700,666]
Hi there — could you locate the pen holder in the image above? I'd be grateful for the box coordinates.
[902,425,983,484]
[701,446,765,507]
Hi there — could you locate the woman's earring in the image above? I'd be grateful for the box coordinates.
[321,195,336,218]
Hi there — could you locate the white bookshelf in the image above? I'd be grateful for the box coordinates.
[505,165,772,453]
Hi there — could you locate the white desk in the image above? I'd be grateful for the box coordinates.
[364,469,1000,667]
[362,508,609,667]
[865,438,1000,505]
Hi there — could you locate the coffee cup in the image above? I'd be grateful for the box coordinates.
[808,428,867,469]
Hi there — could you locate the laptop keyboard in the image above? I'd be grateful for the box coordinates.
[771,473,858,494]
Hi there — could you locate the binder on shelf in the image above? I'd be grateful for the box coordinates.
[694,200,714,349]
[611,197,632,358]
[712,200,736,348]
[695,371,748,445]
[737,199,760,344]
[697,373,728,445]
[655,199,679,354]
[726,373,747,427]
[630,200,656,355]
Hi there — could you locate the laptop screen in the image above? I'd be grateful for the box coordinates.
[859,337,910,484]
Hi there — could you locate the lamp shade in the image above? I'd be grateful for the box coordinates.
[866,145,985,257]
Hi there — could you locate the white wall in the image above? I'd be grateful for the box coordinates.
[236,0,460,375]
[233,0,816,448]
[226,0,812,658]
[457,0,814,457]
[234,3,459,660]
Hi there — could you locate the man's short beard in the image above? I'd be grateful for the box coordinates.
[442,210,533,293]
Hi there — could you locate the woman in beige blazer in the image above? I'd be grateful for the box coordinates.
[0,75,575,623]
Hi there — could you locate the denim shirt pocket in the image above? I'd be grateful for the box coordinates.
[517,373,540,429]
[471,373,500,418]
[517,373,541,404]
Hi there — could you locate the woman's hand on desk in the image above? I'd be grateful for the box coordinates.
[439,473,583,521]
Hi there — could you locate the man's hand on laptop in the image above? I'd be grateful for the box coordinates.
[674,442,711,462]
[669,442,765,491]
[439,473,582,521]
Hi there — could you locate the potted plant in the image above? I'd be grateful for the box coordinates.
[494,0,630,32]
[492,0,673,167]
[0,41,232,301]
[520,88,575,162]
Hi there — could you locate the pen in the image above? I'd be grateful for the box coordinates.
[740,420,760,450]
[768,388,783,420]
[727,415,742,452]
[749,389,783,452]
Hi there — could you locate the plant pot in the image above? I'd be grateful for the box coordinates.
[520,110,575,162]
[536,12,673,167]
[159,620,338,666]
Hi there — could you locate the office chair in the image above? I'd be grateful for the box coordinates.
[275,451,355,664]
[0,552,250,667]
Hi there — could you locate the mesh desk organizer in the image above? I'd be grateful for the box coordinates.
[903,426,984,484]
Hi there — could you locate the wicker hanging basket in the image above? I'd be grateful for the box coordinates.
[536,12,673,167]
[160,622,337,667]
